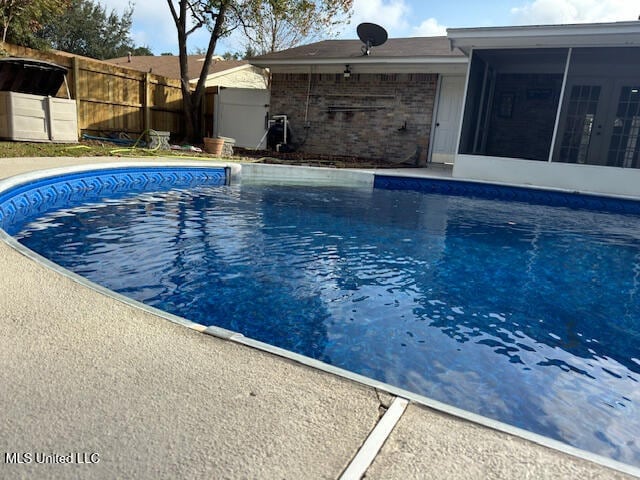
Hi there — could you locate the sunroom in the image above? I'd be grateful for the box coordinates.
[448,22,640,197]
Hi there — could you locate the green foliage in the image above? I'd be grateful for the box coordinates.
[243,44,257,58]
[221,50,240,59]
[190,46,208,55]
[221,46,256,59]
[35,0,151,59]
[0,0,69,47]
[130,45,153,56]
[238,0,353,54]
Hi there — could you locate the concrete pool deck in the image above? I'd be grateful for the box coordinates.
[0,156,637,479]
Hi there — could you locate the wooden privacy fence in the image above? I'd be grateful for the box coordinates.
[3,43,187,140]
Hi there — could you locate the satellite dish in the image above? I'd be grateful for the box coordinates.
[357,23,388,56]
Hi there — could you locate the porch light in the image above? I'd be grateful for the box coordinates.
[343,65,351,78]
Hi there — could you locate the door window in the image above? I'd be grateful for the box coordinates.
[606,86,640,168]
[558,85,601,164]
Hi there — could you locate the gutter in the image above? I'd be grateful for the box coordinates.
[251,56,468,68]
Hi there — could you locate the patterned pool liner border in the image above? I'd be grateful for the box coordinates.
[0,164,229,235]
[1,162,639,478]
[374,175,640,215]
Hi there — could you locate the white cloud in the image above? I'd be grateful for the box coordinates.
[341,0,449,40]
[412,18,447,37]
[341,0,411,38]
[511,0,639,25]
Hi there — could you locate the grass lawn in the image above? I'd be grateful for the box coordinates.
[0,140,406,168]
[0,140,228,160]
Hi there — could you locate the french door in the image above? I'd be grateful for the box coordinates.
[556,78,640,168]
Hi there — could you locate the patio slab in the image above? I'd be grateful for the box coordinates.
[0,236,380,479]
[366,404,633,479]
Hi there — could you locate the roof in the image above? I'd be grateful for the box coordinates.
[448,21,640,54]
[250,37,465,66]
[106,55,248,80]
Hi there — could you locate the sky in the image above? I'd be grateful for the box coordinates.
[100,0,639,55]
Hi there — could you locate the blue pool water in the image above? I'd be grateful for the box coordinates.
[12,182,640,466]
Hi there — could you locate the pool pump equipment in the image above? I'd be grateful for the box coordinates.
[266,115,293,152]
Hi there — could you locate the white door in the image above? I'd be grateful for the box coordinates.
[214,88,270,148]
[431,76,465,164]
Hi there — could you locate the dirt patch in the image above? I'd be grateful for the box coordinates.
[234,147,417,169]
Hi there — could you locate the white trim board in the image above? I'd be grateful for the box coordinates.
[453,154,640,199]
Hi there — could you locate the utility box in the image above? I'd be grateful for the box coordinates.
[0,58,78,143]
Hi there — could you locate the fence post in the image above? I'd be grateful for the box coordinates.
[144,72,151,133]
[72,56,81,140]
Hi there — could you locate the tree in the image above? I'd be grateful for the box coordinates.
[167,1,352,143]
[239,0,353,54]
[221,46,256,60]
[242,45,257,59]
[0,0,69,46]
[221,50,240,60]
[131,45,153,56]
[36,0,151,59]
[167,0,236,143]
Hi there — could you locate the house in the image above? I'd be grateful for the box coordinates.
[250,38,467,163]
[107,55,270,147]
[448,21,640,197]
[253,21,640,197]
[106,55,268,89]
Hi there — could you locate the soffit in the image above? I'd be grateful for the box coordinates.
[448,21,640,55]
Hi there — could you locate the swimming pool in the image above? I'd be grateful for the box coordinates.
[2,165,639,467]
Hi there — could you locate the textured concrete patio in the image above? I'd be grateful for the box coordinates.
[0,156,636,479]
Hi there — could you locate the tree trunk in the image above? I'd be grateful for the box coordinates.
[184,90,203,143]
[169,0,228,144]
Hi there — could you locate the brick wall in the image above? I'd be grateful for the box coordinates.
[269,72,438,163]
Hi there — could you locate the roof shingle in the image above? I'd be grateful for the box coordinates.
[106,55,247,80]
[250,37,464,63]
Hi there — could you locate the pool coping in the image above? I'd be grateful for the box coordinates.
[1,159,639,478]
